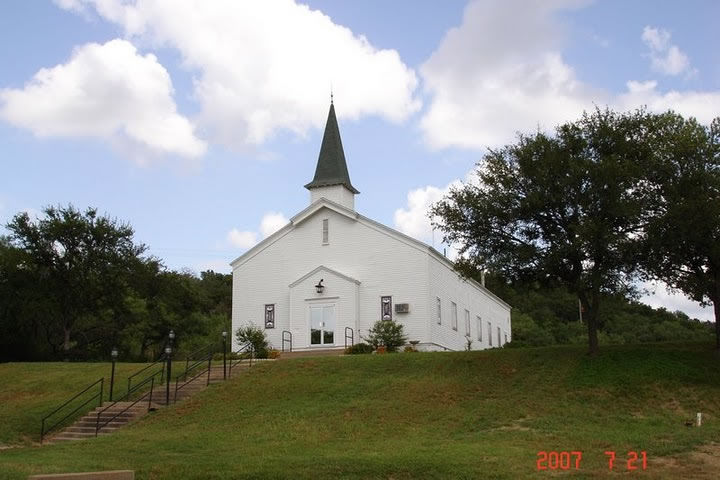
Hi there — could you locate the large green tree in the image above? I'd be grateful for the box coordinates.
[431,109,660,355]
[643,115,720,349]
[5,205,147,355]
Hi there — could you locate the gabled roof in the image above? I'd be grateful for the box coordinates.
[304,102,359,194]
[289,265,361,288]
[228,198,511,311]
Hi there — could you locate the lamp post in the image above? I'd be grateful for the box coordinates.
[165,329,175,405]
[222,331,228,380]
[165,345,172,405]
[109,346,118,402]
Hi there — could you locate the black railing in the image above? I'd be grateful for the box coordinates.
[183,342,217,376]
[95,375,156,436]
[174,353,213,403]
[41,377,104,444]
[229,343,254,378]
[127,354,166,394]
[282,330,293,352]
[345,327,354,348]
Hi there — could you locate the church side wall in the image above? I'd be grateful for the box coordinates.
[232,207,430,350]
[427,256,511,351]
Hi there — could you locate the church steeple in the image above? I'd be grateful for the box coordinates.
[305,102,360,201]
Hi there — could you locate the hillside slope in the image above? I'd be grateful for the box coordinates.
[1,343,719,479]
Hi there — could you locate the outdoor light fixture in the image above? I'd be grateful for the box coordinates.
[222,331,227,338]
[168,329,175,341]
[109,346,118,401]
[165,346,172,355]
[315,278,325,294]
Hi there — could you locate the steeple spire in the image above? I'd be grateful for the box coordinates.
[304,102,359,195]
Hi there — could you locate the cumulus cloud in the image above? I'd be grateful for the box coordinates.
[227,229,258,250]
[641,26,692,76]
[0,39,206,160]
[56,0,420,148]
[419,1,716,151]
[394,181,460,242]
[226,212,289,250]
[259,212,289,238]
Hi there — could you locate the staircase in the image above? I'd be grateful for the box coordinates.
[45,363,251,444]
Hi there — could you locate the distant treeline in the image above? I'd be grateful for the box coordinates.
[483,274,714,347]
[0,205,231,362]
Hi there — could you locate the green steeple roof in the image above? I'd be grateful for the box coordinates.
[304,102,360,194]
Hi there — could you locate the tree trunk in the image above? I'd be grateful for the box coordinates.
[586,310,599,357]
[63,325,71,351]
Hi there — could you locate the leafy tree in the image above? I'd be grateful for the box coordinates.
[5,205,147,356]
[431,109,660,355]
[363,319,408,352]
[643,114,720,349]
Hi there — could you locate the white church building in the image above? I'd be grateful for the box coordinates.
[231,102,511,352]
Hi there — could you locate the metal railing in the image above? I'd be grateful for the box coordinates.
[174,353,213,403]
[183,342,217,377]
[127,354,166,394]
[41,377,104,444]
[345,327,354,348]
[282,330,293,352]
[95,375,156,436]
[229,343,254,378]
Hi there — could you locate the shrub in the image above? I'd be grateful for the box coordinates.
[345,342,374,355]
[403,345,418,353]
[464,335,473,351]
[235,325,270,359]
[363,320,408,353]
[268,349,281,359]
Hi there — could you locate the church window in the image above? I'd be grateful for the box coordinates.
[322,218,329,244]
[488,322,492,346]
[451,302,458,331]
[264,304,275,329]
[436,297,442,325]
[476,316,482,341]
[381,296,392,320]
[498,327,502,347]
[465,309,471,336]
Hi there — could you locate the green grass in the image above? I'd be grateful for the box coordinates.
[1,343,719,479]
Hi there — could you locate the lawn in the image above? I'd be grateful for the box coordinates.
[1,343,719,479]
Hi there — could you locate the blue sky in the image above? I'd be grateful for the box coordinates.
[1,0,718,321]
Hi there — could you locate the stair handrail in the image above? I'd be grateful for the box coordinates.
[183,341,218,379]
[40,377,104,444]
[345,327,354,348]
[174,352,213,403]
[127,353,167,393]
[229,343,254,378]
[282,330,293,352]
[95,375,156,436]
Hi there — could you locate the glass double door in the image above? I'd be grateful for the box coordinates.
[310,304,335,346]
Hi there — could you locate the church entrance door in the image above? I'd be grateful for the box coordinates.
[310,304,335,346]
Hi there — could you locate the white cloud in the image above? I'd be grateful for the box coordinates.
[0,39,206,160]
[259,212,289,239]
[57,0,420,148]
[226,211,289,250]
[419,1,716,151]
[640,281,714,322]
[394,181,460,242]
[227,229,258,249]
[641,26,692,76]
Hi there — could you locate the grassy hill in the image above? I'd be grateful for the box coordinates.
[1,343,719,479]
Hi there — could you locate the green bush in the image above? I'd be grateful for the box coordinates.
[235,325,269,359]
[363,320,408,353]
[345,342,374,354]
